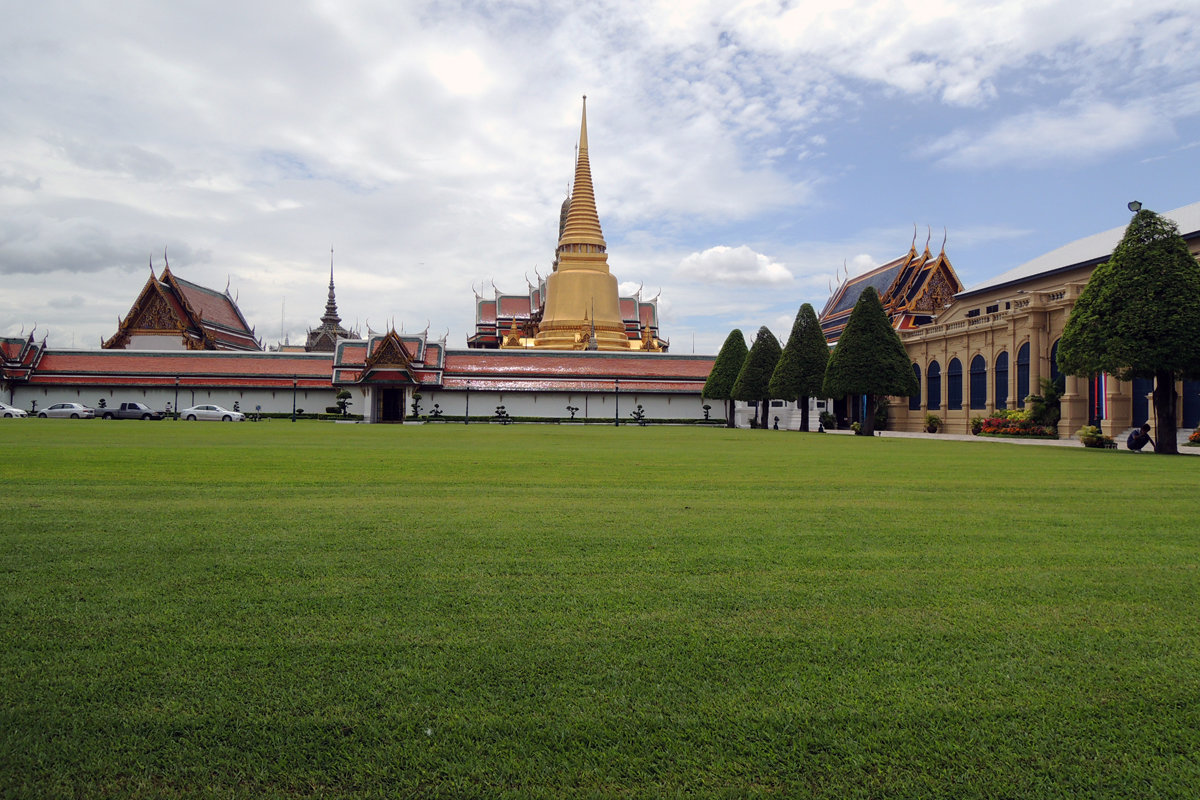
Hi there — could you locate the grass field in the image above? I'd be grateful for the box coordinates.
[2,421,1198,798]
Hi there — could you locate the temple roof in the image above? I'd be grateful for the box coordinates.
[104,264,261,351]
[824,257,908,317]
[1,334,46,382]
[819,237,963,343]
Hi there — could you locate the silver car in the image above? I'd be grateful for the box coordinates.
[180,404,245,422]
[0,401,28,418]
[38,402,95,419]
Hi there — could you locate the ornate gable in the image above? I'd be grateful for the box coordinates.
[912,267,959,313]
[360,330,417,382]
[129,290,182,331]
[104,272,189,349]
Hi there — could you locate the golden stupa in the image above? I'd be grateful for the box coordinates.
[532,97,631,351]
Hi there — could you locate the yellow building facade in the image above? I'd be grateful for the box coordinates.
[888,202,1200,437]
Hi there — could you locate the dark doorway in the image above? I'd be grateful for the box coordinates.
[380,388,405,422]
[1183,380,1200,429]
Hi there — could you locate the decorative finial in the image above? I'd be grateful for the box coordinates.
[940,227,947,254]
[925,226,932,252]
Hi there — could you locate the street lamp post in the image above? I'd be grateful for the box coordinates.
[173,377,179,420]
[291,377,297,422]
[464,385,470,424]
[614,378,620,427]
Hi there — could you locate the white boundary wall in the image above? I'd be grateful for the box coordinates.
[8,383,338,417]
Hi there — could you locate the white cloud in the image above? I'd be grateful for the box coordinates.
[676,245,793,285]
[919,100,1169,168]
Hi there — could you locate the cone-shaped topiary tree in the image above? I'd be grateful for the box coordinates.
[703,329,749,427]
[823,286,917,435]
[1059,208,1200,454]
[769,303,829,432]
[733,326,782,429]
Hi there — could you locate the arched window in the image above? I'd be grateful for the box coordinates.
[969,355,987,410]
[909,363,921,410]
[994,351,1009,410]
[1016,343,1030,407]
[947,358,963,410]
[927,361,941,410]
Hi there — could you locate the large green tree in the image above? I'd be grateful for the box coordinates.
[1058,208,1200,454]
[769,303,829,432]
[703,329,749,427]
[822,286,917,435]
[733,326,782,429]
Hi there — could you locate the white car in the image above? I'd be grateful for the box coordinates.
[0,401,28,418]
[180,404,245,422]
[38,402,95,419]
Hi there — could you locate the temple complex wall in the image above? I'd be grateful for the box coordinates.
[9,382,338,417]
[360,386,711,423]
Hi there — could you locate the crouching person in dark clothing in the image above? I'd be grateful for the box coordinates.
[1127,423,1154,452]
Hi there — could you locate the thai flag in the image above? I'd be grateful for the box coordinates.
[1094,374,1108,419]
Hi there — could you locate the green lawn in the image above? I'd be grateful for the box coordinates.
[2,422,1198,798]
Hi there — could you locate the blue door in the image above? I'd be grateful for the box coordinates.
[1183,380,1200,428]
[994,352,1009,410]
[1016,343,1030,407]
[1132,377,1153,427]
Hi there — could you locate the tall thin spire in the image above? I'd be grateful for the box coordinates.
[321,246,341,326]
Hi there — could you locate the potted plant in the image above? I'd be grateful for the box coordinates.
[970,416,984,435]
[1076,425,1114,448]
[924,413,942,433]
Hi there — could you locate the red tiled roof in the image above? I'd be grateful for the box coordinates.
[27,350,332,389]
[423,342,444,366]
[478,300,497,324]
[498,296,533,317]
[442,350,712,380]
[338,342,369,362]
[441,377,702,393]
[174,277,251,332]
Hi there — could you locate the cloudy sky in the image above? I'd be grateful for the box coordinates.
[3,1,1198,353]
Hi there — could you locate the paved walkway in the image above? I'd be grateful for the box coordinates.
[831,427,1200,454]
